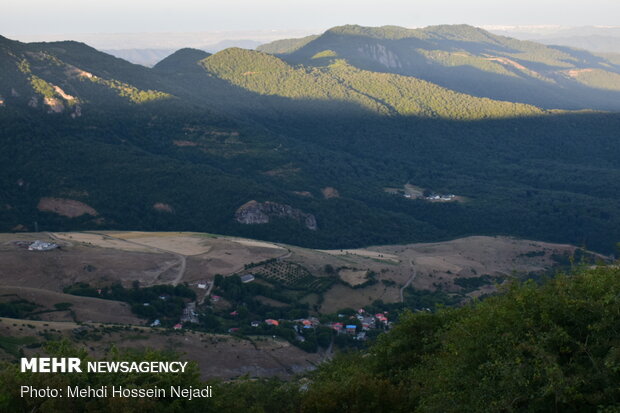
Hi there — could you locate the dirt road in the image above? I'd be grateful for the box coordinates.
[400,260,417,303]
[89,232,187,286]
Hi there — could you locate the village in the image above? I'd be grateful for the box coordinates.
[154,275,393,346]
[385,184,459,202]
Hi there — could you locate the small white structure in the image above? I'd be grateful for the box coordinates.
[240,274,255,283]
[197,282,207,289]
[28,240,58,251]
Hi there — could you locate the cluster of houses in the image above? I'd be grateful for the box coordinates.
[325,308,390,340]
[160,275,392,343]
[292,318,320,342]
[401,192,457,202]
[166,298,393,340]
[181,302,199,324]
[216,310,392,342]
[425,194,456,201]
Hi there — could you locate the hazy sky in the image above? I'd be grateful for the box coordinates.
[3,0,620,35]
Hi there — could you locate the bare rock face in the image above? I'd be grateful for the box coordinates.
[358,43,402,68]
[235,200,317,230]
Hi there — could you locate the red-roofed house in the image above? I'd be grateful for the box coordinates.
[331,322,343,332]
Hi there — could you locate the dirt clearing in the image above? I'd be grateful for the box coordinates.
[338,269,370,286]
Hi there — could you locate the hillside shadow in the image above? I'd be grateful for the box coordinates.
[550,45,620,71]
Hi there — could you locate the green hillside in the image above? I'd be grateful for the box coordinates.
[567,68,620,91]
[201,48,387,114]
[153,48,211,73]
[0,37,174,111]
[256,35,319,54]
[1,31,620,253]
[267,24,620,110]
[326,60,545,119]
[299,265,620,412]
[202,48,545,119]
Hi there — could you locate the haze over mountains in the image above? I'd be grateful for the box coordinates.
[486,25,620,54]
[10,30,316,67]
[2,24,620,253]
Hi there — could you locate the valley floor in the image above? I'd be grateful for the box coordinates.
[0,231,593,378]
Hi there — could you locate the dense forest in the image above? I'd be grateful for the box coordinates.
[2,264,619,412]
[1,27,620,253]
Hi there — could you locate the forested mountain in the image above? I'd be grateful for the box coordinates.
[256,35,320,55]
[261,24,620,110]
[152,48,211,73]
[201,48,544,119]
[1,27,620,253]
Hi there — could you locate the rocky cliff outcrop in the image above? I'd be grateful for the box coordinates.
[358,43,402,68]
[235,200,317,230]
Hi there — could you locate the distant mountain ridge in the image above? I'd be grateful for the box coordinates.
[487,25,620,54]
[258,24,620,110]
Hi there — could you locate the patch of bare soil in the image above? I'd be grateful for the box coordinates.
[338,269,369,286]
[0,318,320,380]
[318,248,399,263]
[172,140,199,147]
[38,197,98,218]
[565,68,594,78]
[375,236,579,293]
[53,232,151,252]
[111,232,212,256]
[321,283,399,314]
[153,202,174,213]
[0,235,179,290]
[0,286,141,324]
[262,164,301,177]
[321,187,340,199]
